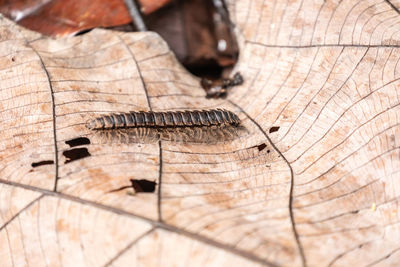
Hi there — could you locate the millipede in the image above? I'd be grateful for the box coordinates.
[95,124,247,144]
[86,109,241,130]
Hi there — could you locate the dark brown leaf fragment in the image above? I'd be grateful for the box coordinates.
[0,0,132,36]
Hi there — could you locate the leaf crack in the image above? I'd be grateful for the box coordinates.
[27,44,60,192]
[229,100,307,267]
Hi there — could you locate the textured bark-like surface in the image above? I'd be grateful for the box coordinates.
[0,0,399,266]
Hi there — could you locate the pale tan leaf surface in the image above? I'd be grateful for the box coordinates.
[0,0,399,266]
[110,228,261,267]
[0,184,152,267]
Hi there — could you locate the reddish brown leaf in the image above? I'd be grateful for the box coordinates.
[0,0,50,20]
[0,0,132,37]
[138,0,172,14]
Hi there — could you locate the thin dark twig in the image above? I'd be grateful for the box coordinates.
[123,0,147,31]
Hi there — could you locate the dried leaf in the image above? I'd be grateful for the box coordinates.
[1,0,400,266]
[138,0,172,14]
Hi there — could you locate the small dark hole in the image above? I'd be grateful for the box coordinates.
[11,57,15,62]
[267,150,270,153]
[65,137,91,147]
[257,143,267,151]
[269,126,280,133]
[63,148,91,163]
[130,179,156,193]
[31,160,54,168]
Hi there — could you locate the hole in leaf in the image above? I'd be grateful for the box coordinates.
[65,137,91,147]
[130,179,156,193]
[108,179,157,194]
[269,126,280,133]
[31,160,54,167]
[63,148,91,163]
[257,143,267,152]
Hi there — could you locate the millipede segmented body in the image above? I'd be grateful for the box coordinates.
[95,124,248,144]
[86,109,240,130]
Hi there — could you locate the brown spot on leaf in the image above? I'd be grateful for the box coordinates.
[57,219,79,241]
[40,103,51,114]
[204,193,232,209]
[57,218,68,231]
[70,85,81,91]
[88,168,112,182]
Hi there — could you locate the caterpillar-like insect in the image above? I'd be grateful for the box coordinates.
[86,109,240,130]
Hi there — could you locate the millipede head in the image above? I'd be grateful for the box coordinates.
[86,119,98,130]
[229,111,241,125]
[218,108,241,125]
